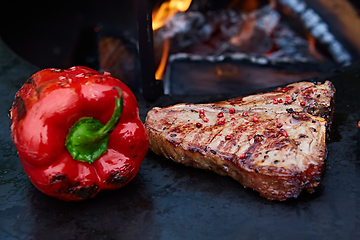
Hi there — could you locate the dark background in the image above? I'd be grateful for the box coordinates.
[0,0,138,70]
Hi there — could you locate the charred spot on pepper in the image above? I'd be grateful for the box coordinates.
[50,174,99,200]
[25,76,36,86]
[34,85,45,99]
[49,174,68,186]
[106,170,133,186]
[13,96,26,122]
[70,185,99,200]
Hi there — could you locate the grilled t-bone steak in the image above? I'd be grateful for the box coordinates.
[145,81,335,201]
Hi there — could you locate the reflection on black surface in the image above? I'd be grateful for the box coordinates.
[25,176,156,239]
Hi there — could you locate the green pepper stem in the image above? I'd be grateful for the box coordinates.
[96,89,123,139]
[65,88,123,164]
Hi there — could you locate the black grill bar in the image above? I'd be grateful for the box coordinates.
[135,0,164,101]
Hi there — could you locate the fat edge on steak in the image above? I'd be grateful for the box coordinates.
[145,81,335,201]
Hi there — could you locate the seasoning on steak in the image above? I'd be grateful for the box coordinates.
[145,81,335,201]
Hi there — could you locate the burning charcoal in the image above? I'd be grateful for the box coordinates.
[227,5,280,54]
[156,11,212,51]
[253,4,280,35]
[278,0,352,65]
[202,9,244,55]
[154,4,280,57]
[269,23,319,62]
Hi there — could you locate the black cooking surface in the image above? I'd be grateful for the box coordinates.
[1,38,359,239]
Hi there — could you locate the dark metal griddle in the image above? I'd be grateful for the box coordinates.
[0,37,359,239]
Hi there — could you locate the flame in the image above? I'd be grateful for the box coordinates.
[152,0,192,31]
[152,0,192,80]
[155,38,170,80]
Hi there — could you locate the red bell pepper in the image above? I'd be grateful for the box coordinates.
[9,66,149,201]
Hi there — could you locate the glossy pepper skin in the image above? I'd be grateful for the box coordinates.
[9,66,149,201]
